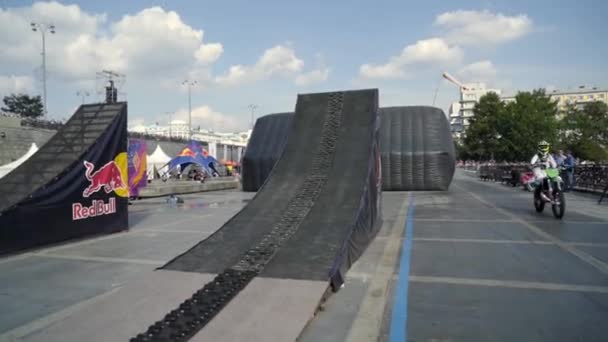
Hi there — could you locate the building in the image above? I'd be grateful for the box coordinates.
[449,82,502,140]
[501,86,608,112]
[128,120,251,147]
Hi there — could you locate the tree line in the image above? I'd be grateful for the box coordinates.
[456,89,608,162]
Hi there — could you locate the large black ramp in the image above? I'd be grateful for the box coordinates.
[241,112,293,192]
[0,103,129,255]
[145,90,380,342]
[165,90,381,282]
[380,106,455,191]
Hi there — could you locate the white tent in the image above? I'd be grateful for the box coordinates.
[147,144,171,179]
[0,143,38,179]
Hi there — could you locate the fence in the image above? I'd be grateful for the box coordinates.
[460,163,608,193]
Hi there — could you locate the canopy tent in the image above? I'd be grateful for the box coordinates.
[0,143,38,179]
[146,145,171,179]
[166,142,224,177]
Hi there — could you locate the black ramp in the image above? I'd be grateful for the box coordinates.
[0,103,128,255]
[164,94,330,273]
[261,91,382,286]
[241,112,294,192]
[380,106,455,191]
[164,89,382,288]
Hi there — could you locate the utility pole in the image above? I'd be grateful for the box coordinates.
[76,90,90,104]
[248,104,258,129]
[31,22,55,117]
[182,79,197,139]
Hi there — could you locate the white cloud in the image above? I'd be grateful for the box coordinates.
[173,105,244,132]
[0,75,36,95]
[435,10,533,46]
[359,38,463,79]
[195,43,223,65]
[0,4,223,82]
[457,60,497,82]
[295,68,329,86]
[215,45,304,86]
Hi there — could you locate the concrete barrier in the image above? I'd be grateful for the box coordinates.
[138,178,239,198]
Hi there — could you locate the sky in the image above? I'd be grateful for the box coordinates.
[1,0,607,132]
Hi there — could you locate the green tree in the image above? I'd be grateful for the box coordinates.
[463,89,559,162]
[463,91,504,160]
[560,101,608,161]
[499,89,559,161]
[1,93,44,119]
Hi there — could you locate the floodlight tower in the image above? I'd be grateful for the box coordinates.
[30,22,55,117]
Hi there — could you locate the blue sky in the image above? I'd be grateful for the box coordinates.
[1,0,607,131]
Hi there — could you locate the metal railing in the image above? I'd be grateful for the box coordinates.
[458,163,608,194]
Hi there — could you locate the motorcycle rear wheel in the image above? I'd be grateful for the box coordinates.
[534,188,545,213]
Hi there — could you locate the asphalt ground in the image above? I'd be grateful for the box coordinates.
[300,170,608,342]
[2,171,607,341]
[0,190,254,340]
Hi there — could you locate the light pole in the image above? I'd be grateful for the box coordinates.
[182,79,197,140]
[76,90,90,104]
[248,104,258,129]
[31,22,55,117]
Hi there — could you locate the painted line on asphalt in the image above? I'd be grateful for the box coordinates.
[0,286,122,341]
[413,238,552,245]
[134,228,211,234]
[32,253,165,266]
[413,218,515,223]
[412,238,608,248]
[527,220,608,225]
[409,275,608,294]
[389,194,415,342]
[454,184,608,276]
[345,194,410,342]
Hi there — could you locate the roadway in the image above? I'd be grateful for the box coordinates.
[1,171,607,341]
[301,170,608,342]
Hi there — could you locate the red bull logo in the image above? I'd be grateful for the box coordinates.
[73,198,116,220]
[82,160,126,198]
[178,147,196,157]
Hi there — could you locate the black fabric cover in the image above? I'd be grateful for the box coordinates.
[0,103,129,255]
[164,89,382,289]
[380,106,455,191]
[241,112,293,191]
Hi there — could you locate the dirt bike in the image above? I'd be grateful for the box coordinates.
[533,167,566,219]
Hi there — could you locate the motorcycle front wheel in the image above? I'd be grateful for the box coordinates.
[534,188,545,213]
[552,191,565,219]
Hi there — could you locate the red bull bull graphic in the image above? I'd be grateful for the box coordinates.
[82,160,126,197]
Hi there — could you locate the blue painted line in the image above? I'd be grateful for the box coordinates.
[389,194,415,342]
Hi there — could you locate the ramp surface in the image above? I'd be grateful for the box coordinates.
[0,103,128,255]
[135,89,381,341]
[0,103,125,212]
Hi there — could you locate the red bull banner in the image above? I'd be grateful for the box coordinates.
[128,139,147,198]
[0,103,128,255]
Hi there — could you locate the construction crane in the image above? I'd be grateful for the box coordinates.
[442,72,469,91]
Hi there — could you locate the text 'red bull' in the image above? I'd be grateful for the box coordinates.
[82,160,126,197]
[72,197,116,220]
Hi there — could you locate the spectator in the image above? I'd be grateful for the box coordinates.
[563,150,576,192]
[554,150,566,167]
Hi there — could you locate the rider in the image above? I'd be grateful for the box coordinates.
[531,140,557,201]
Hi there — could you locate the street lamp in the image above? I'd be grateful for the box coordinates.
[31,22,55,117]
[248,104,258,129]
[76,90,90,104]
[181,79,197,140]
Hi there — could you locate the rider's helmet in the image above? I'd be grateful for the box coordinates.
[538,140,550,158]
